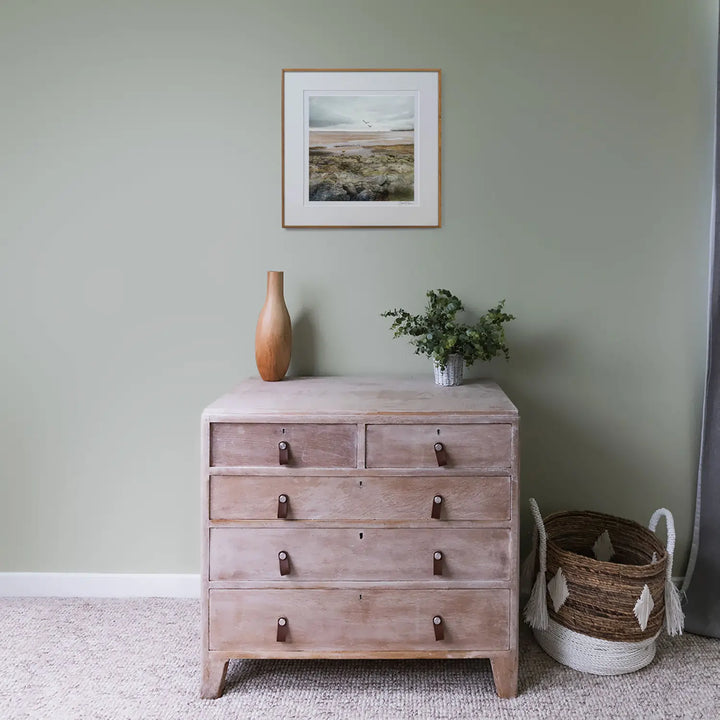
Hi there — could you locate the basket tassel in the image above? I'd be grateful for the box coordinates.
[649,508,684,636]
[664,579,684,636]
[523,498,549,630]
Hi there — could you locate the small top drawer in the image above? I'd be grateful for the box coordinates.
[365,424,512,469]
[210,423,357,468]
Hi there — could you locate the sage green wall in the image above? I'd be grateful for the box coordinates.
[0,0,716,574]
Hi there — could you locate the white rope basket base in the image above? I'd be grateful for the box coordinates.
[533,618,660,675]
[433,355,463,386]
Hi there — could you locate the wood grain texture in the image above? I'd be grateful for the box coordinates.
[207,580,511,590]
[209,588,509,652]
[209,527,510,582]
[255,271,291,382]
[203,377,518,421]
[210,423,357,468]
[366,424,512,469]
[200,656,228,699]
[209,475,511,522]
[507,420,520,699]
[200,418,213,697]
[491,651,518,699]
[201,377,520,699]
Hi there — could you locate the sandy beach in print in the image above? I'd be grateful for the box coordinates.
[308,95,415,202]
[310,130,414,154]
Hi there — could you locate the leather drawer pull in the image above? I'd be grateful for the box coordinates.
[278,441,289,465]
[276,617,288,642]
[433,551,443,576]
[277,494,289,519]
[431,495,443,519]
[434,442,447,467]
[433,615,444,641]
[278,550,291,576]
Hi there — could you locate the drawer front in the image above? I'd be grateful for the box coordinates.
[210,475,511,522]
[210,423,357,468]
[365,424,512,469]
[209,527,510,581]
[209,588,509,652]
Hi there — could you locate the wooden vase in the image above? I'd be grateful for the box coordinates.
[255,271,292,381]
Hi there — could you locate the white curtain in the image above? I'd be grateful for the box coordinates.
[682,22,720,639]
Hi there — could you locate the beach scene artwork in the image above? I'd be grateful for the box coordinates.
[308,94,415,202]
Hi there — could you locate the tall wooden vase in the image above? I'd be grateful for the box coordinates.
[255,271,292,381]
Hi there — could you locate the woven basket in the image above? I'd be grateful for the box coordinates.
[523,499,683,675]
[433,354,464,386]
[543,509,667,641]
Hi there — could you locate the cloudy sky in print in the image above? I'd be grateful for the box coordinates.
[308,94,415,132]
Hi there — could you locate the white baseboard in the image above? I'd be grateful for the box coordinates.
[0,573,200,598]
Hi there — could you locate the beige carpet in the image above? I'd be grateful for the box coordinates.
[0,598,718,720]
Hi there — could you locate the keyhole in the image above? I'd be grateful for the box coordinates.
[359,480,363,487]
[359,532,363,540]
[359,594,363,600]
[282,428,286,434]
[436,428,441,435]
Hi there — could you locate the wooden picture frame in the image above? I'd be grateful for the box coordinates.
[282,69,441,228]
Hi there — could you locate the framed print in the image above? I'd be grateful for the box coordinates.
[282,69,441,228]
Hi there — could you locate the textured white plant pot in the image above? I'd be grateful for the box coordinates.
[433,354,464,386]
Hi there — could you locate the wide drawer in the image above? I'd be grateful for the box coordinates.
[209,423,357,468]
[209,588,509,652]
[209,527,510,581]
[210,475,511,522]
[365,424,512,469]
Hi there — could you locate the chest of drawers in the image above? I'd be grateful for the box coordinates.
[201,376,519,698]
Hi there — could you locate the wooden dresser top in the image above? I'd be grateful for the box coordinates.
[203,377,518,421]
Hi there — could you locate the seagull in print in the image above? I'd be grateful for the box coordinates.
[362,119,373,128]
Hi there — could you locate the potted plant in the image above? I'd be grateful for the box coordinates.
[381,289,515,386]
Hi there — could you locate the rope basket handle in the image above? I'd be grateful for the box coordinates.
[648,508,675,581]
[648,508,684,636]
[523,498,549,629]
[529,497,548,576]
[520,497,548,589]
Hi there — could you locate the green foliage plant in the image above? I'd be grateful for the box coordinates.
[381,289,515,370]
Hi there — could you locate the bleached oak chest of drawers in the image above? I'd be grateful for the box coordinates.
[201,376,520,698]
